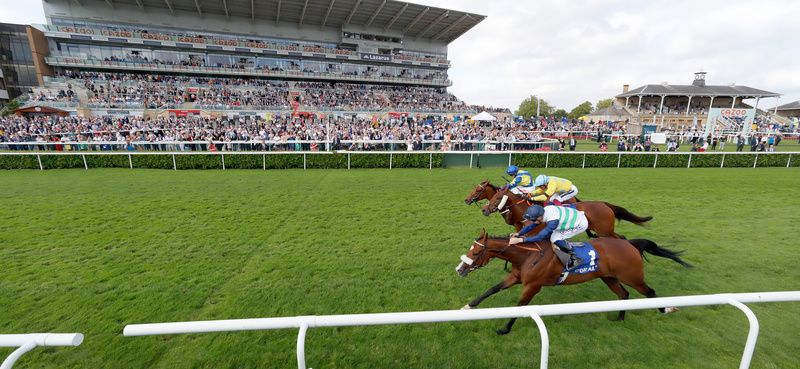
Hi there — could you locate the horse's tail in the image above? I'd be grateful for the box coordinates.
[628,239,692,268]
[604,202,653,226]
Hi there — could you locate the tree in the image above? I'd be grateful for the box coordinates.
[515,95,555,118]
[595,98,614,111]
[568,101,593,119]
[0,98,21,117]
[552,109,568,118]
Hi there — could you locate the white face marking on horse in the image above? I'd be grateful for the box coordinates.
[470,244,477,252]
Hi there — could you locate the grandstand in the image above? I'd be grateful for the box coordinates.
[615,72,788,131]
[23,0,486,118]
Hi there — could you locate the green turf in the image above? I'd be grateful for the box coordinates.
[1,168,799,369]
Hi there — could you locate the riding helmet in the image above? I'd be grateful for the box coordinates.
[533,174,549,187]
[524,205,545,220]
[506,165,519,176]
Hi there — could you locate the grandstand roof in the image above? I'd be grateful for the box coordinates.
[47,0,485,43]
[617,84,780,98]
[774,100,800,111]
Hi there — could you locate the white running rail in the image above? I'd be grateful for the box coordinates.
[0,333,83,369]
[124,291,800,369]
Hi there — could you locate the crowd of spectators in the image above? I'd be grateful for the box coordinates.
[41,71,472,112]
[1,113,795,152]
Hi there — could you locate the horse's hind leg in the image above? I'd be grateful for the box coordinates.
[497,284,542,335]
[601,277,630,320]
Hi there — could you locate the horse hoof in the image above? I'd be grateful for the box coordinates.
[461,304,472,310]
[663,307,679,314]
[496,328,510,335]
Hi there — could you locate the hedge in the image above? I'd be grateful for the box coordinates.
[0,152,795,170]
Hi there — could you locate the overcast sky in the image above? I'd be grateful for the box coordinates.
[3,0,799,111]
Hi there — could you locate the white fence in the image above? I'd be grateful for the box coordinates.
[0,333,83,369]
[124,291,800,369]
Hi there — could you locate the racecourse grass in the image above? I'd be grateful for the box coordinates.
[0,168,799,369]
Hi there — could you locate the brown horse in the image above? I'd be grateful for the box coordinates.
[455,230,691,335]
[464,180,501,205]
[481,187,652,238]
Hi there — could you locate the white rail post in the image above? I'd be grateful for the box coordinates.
[788,154,792,168]
[172,154,177,170]
[721,153,726,168]
[81,154,88,170]
[296,321,309,369]
[221,153,225,170]
[617,153,621,168]
[348,153,351,170]
[581,153,586,169]
[753,153,758,168]
[469,153,473,168]
[0,333,84,369]
[653,152,658,168]
[429,153,433,169]
[263,154,266,170]
[389,153,393,169]
[303,154,307,170]
[36,154,43,171]
[1,341,36,369]
[727,299,760,369]
[545,153,549,168]
[508,153,512,167]
[687,153,692,168]
[530,312,550,369]
[128,154,133,169]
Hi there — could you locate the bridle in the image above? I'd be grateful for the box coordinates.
[467,183,491,205]
[461,238,545,272]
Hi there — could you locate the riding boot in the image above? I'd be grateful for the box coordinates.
[555,240,582,268]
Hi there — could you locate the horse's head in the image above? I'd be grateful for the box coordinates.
[455,230,492,277]
[464,180,492,205]
[482,187,514,216]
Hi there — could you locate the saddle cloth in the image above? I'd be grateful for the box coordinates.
[555,242,599,284]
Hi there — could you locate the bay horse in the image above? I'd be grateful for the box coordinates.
[455,230,691,335]
[481,187,652,238]
[464,180,500,205]
[465,180,579,206]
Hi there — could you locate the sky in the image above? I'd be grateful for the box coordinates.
[3,0,799,112]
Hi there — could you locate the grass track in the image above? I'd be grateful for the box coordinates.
[0,168,799,369]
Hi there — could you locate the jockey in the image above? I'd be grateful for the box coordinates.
[509,204,588,267]
[504,165,536,196]
[531,174,578,206]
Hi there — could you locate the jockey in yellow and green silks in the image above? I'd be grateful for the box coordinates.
[531,174,579,206]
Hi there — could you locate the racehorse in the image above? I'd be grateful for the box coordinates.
[455,230,691,335]
[481,187,652,238]
[465,180,578,206]
[464,180,500,205]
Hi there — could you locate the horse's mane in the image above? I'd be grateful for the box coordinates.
[487,235,510,241]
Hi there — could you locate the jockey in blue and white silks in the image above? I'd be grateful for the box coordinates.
[510,204,588,267]
[505,165,536,197]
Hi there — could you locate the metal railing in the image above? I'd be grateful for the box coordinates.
[45,57,452,87]
[123,291,800,369]
[0,333,83,369]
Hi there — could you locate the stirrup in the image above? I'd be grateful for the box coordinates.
[569,255,583,268]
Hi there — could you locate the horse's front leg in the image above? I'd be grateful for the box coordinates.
[463,273,519,309]
[497,284,542,335]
